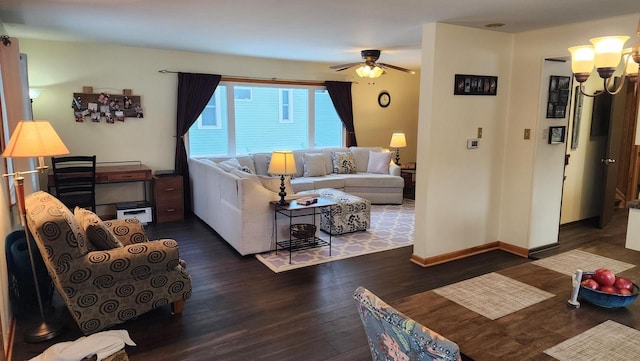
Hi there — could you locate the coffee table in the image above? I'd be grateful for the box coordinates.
[393,244,640,360]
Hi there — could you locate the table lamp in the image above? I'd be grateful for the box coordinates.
[268,150,297,206]
[389,133,407,166]
[2,120,69,342]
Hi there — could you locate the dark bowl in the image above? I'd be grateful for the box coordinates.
[290,224,316,240]
[579,273,639,308]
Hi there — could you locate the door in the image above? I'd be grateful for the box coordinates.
[598,82,628,228]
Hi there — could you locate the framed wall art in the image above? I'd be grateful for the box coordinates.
[454,74,498,95]
[549,125,566,144]
[546,75,571,118]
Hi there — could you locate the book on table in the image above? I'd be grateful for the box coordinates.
[297,197,318,206]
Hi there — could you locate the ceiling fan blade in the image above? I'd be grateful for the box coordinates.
[378,63,416,74]
[329,62,361,70]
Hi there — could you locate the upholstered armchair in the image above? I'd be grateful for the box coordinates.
[353,286,462,361]
[25,191,192,335]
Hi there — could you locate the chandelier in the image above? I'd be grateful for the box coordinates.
[568,20,640,97]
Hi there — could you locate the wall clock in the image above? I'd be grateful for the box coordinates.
[378,91,391,108]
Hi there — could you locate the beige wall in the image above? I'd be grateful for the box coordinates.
[414,23,512,258]
[501,13,640,249]
[19,39,420,213]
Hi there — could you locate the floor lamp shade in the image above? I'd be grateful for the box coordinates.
[2,120,69,158]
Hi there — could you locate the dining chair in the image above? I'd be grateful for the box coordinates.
[51,155,97,212]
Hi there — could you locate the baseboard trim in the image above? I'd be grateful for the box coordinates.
[410,241,529,267]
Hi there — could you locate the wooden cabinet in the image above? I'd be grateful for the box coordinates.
[153,175,184,223]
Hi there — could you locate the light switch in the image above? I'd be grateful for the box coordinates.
[478,127,483,138]
[524,129,531,140]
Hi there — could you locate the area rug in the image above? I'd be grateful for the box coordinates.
[255,200,414,272]
[544,320,640,361]
[532,249,635,276]
[433,272,554,320]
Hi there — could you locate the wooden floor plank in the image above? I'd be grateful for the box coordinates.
[9,208,629,360]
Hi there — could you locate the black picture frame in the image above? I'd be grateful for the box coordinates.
[570,86,583,149]
[549,125,566,144]
[454,74,498,95]
[546,75,571,119]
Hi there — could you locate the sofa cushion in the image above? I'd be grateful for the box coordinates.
[367,151,393,174]
[217,158,243,172]
[230,168,261,184]
[343,173,405,188]
[303,153,328,177]
[74,207,123,250]
[331,151,356,174]
[310,175,347,189]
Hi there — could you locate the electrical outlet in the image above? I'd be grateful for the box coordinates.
[524,129,531,139]
[478,127,483,138]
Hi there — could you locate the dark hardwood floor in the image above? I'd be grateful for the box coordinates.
[10,208,629,361]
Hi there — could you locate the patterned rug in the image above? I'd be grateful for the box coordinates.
[255,200,414,272]
[532,249,635,276]
[544,320,640,361]
[433,272,555,320]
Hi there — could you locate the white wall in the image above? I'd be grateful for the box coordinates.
[528,60,571,249]
[500,13,640,249]
[414,23,512,258]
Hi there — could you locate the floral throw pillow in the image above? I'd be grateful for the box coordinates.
[331,151,356,174]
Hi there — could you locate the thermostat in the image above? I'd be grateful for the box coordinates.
[467,139,479,149]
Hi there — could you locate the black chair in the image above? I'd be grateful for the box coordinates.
[51,155,97,212]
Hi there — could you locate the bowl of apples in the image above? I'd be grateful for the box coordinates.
[579,268,639,308]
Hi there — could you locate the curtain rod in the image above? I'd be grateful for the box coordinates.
[158,69,329,86]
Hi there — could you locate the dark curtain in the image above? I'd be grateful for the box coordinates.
[325,80,357,146]
[175,72,221,214]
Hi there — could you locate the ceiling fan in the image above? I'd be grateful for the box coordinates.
[330,49,415,78]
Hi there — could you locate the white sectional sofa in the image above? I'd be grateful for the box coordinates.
[188,146,404,255]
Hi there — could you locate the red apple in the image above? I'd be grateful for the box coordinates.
[581,279,599,290]
[618,288,633,296]
[599,285,618,294]
[613,277,633,291]
[582,274,593,281]
[593,268,616,287]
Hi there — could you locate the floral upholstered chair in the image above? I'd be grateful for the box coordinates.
[353,286,462,361]
[25,191,192,334]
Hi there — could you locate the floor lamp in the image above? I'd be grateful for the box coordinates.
[2,120,69,343]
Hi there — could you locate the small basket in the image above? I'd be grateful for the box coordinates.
[290,224,316,240]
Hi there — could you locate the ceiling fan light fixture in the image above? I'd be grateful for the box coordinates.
[355,65,384,78]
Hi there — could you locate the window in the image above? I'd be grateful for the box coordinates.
[234,87,252,101]
[197,92,221,129]
[279,89,293,123]
[188,82,344,157]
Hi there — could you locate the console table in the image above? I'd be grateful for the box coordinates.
[272,198,335,264]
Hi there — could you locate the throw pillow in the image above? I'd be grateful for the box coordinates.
[367,151,393,174]
[74,207,123,250]
[331,151,356,174]
[258,175,295,196]
[230,168,261,184]
[218,158,243,172]
[303,153,327,177]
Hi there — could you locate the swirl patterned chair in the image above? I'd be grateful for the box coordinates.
[353,286,463,361]
[25,191,192,335]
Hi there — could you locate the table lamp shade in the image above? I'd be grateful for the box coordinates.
[389,133,407,148]
[268,150,297,175]
[2,120,69,158]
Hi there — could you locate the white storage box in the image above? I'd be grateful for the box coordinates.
[116,201,153,224]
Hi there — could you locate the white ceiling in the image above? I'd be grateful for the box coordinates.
[1,0,640,70]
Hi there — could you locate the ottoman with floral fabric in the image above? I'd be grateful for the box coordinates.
[301,188,370,235]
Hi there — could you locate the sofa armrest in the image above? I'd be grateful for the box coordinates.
[389,163,401,176]
[103,218,149,245]
[60,239,182,288]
